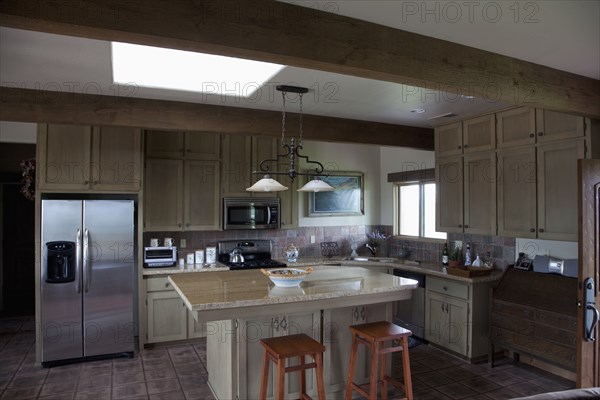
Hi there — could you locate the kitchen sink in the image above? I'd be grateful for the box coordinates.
[343,256,400,263]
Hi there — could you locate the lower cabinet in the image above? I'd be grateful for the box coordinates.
[425,276,493,360]
[145,276,206,344]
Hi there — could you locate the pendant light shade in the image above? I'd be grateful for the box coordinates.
[298,178,334,192]
[246,175,288,192]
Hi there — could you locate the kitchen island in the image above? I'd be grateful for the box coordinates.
[168,266,418,399]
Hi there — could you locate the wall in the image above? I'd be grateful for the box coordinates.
[298,140,381,227]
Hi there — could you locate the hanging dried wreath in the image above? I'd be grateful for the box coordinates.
[20,158,36,201]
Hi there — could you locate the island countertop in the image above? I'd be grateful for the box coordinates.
[168,266,417,321]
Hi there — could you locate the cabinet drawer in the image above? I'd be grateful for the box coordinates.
[146,276,174,292]
[428,277,469,300]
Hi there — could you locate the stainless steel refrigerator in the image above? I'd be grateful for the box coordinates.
[41,199,135,365]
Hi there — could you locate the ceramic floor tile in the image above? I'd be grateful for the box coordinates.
[483,386,523,400]
[76,373,111,391]
[411,387,453,400]
[112,382,148,399]
[143,359,174,371]
[74,387,111,400]
[146,378,182,395]
[150,390,186,400]
[178,376,210,391]
[435,382,479,400]
[463,394,493,400]
[438,365,479,382]
[144,368,177,381]
[113,370,146,386]
[510,380,549,397]
[182,384,216,400]
[38,392,75,400]
[38,380,77,397]
[413,370,454,387]
[0,385,41,400]
[8,374,46,389]
[458,375,502,394]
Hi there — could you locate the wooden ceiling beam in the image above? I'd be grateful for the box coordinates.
[1,0,598,119]
[0,87,433,149]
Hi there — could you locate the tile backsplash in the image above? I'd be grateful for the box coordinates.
[144,226,516,269]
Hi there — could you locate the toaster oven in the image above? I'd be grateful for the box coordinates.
[144,246,177,268]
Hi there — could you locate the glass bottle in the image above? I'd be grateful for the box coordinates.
[465,242,472,266]
[442,243,449,266]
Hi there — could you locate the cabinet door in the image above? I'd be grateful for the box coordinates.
[251,136,279,198]
[185,132,221,160]
[147,291,187,343]
[536,109,585,143]
[221,134,252,196]
[445,296,469,356]
[144,159,183,231]
[537,140,585,241]
[425,291,446,345]
[92,126,141,191]
[436,156,463,233]
[146,130,184,158]
[38,124,92,190]
[323,307,355,394]
[463,114,495,153]
[497,107,536,148]
[434,122,463,156]
[463,152,496,235]
[497,147,537,238]
[184,160,220,230]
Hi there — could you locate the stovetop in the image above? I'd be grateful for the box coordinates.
[218,240,286,270]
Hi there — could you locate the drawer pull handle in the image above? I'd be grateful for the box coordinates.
[538,132,544,136]
[530,228,535,233]
[529,133,534,138]
[443,286,448,291]
[458,145,462,149]
[463,144,468,148]
[539,228,545,233]
[165,282,170,288]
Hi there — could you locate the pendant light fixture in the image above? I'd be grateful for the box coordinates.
[246,85,334,193]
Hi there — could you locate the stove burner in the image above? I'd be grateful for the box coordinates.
[218,239,286,270]
[227,259,287,271]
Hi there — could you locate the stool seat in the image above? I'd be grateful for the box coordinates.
[259,333,326,400]
[345,321,413,400]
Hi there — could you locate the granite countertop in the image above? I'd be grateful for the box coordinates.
[142,264,229,275]
[168,266,418,313]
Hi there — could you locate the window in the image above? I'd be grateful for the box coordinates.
[393,181,446,240]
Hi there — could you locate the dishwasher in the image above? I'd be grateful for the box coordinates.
[393,269,426,339]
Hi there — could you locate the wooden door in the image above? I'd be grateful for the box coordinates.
[434,122,463,156]
[144,159,183,231]
[323,307,355,394]
[426,291,446,345]
[445,296,469,356]
[536,109,585,143]
[436,155,463,233]
[537,139,585,241]
[38,124,91,190]
[184,160,220,230]
[187,310,206,338]
[497,147,537,238]
[185,131,221,160]
[145,130,184,159]
[463,114,495,153]
[496,107,536,148]
[577,159,600,387]
[92,126,141,191]
[147,291,187,343]
[237,316,275,400]
[463,152,496,235]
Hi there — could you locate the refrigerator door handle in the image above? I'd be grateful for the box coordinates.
[84,229,91,292]
[76,229,82,293]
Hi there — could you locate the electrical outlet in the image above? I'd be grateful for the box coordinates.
[454,240,462,250]
[180,239,186,248]
[310,235,316,244]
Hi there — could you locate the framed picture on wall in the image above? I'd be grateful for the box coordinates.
[307,171,364,216]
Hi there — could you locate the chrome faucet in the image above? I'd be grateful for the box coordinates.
[365,243,377,256]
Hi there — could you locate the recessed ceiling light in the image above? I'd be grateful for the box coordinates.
[111,42,285,98]
[410,108,426,114]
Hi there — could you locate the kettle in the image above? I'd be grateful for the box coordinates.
[230,247,245,263]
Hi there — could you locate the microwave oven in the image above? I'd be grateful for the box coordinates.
[144,246,177,267]
[223,197,280,230]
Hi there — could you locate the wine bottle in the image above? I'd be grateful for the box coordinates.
[465,242,472,266]
[442,243,449,266]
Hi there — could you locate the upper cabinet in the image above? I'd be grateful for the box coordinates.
[146,130,220,160]
[496,107,536,148]
[535,109,586,143]
[463,114,495,153]
[38,124,141,192]
[434,122,462,157]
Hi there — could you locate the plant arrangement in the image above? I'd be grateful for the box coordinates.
[448,247,462,267]
[366,230,390,247]
[20,158,35,201]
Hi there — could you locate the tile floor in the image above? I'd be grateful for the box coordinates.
[1,317,574,400]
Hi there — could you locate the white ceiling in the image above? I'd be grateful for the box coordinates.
[0,0,598,130]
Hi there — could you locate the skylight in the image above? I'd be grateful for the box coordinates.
[111,42,285,98]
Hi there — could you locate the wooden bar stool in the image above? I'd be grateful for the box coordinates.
[259,333,326,400]
[345,321,413,400]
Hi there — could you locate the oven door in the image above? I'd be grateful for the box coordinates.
[224,199,279,230]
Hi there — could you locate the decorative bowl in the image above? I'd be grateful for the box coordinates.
[261,267,313,287]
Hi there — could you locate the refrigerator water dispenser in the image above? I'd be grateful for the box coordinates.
[45,241,76,283]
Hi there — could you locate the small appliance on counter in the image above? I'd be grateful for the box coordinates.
[143,246,178,267]
[533,255,577,277]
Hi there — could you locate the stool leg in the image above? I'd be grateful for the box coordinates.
[299,355,306,398]
[345,333,359,400]
[369,341,379,400]
[380,341,388,400]
[260,351,270,400]
[276,358,286,400]
[315,352,326,400]
[401,337,413,400]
